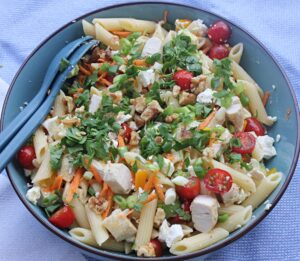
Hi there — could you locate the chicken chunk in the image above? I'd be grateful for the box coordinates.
[102,209,137,242]
[179,91,196,106]
[140,100,163,122]
[92,160,132,195]
[137,242,156,257]
[190,195,219,232]
[225,96,246,131]
[154,208,166,228]
[207,108,226,128]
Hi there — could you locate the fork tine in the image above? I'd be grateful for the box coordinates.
[0,36,93,150]
[0,40,98,173]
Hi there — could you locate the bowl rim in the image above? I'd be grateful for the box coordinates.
[1,1,300,260]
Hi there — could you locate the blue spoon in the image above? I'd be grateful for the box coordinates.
[0,36,92,150]
[0,39,99,173]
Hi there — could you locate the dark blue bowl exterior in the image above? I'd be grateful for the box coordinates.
[1,2,299,260]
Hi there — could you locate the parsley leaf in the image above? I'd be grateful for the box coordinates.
[158,201,191,221]
[194,103,213,119]
[49,144,63,171]
[145,53,161,65]
[59,58,70,72]
[74,90,90,108]
[213,90,233,108]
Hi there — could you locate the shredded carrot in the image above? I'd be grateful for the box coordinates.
[208,132,216,146]
[117,135,125,147]
[43,175,63,193]
[78,74,86,85]
[133,59,148,67]
[102,188,113,218]
[79,65,91,76]
[198,110,217,130]
[84,159,103,184]
[99,77,112,86]
[111,31,132,38]
[155,183,165,202]
[144,172,156,192]
[143,192,157,204]
[135,170,148,190]
[262,91,270,107]
[99,183,109,198]
[88,179,97,186]
[66,168,84,203]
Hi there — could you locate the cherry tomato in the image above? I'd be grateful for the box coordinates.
[168,215,186,225]
[17,145,36,170]
[150,239,163,257]
[208,44,229,60]
[232,132,256,154]
[207,21,231,44]
[182,200,191,213]
[175,177,201,201]
[204,168,232,194]
[121,123,132,142]
[244,117,265,136]
[48,206,75,229]
[173,70,193,90]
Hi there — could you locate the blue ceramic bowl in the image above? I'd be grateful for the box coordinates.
[1,2,300,260]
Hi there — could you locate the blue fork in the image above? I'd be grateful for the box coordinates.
[0,39,99,173]
[0,36,92,150]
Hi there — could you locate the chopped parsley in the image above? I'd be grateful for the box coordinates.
[158,201,191,221]
[49,144,63,171]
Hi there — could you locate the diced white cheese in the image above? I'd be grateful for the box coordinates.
[186,19,208,36]
[26,186,41,205]
[190,195,219,232]
[141,37,162,57]
[252,135,277,161]
[137,69,155,88]
[164,188,176,205]
[171,176,189,186]
[158,220,184,247]
[197,89,215,104]
[152,62,163,71]
[115,112,132,125]
[165,225,184,248]
[89,94,102,114]
[221,183,250,205]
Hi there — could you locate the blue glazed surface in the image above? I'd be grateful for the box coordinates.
[1,2,299,260]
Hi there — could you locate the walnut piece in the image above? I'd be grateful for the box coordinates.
[88,196,108,215]
[179,92,196,106]
[140,100,163,122]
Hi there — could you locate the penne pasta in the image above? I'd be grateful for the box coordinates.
[82,19,96,37]
[71,197,90,229]
[170,228,229,255]
[121,19,156,33]
[84,204,109,246]
[32,150,53,184]
[239,80,275,126]
[95,23,119,50]
[217,205,252,232]
[242,172,282,209]
[231,60,264,97]
[53,90,67,117]
[134,199,157,250]
[33,127,48,165]
[211,160,256,193]
[229,43,243,64]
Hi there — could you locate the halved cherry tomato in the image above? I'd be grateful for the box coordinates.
[17,145,36,170]
[204,168,232,194]
[175,177,201,201]
[169,215,186,225]
[182,200,191,213]
[244,117,265,136]
[207,21,231,44]
[173,70,193,90]
[48,206,75,229]
[232,132,256,154]
[150,239,163,257]
[208,44,229,60]
[121,123,132,142]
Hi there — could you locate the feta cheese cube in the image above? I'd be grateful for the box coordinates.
[252,135,277,161]
[197,89,216,104]
[164,188,176,205]
[26,186,41,205]
[141,37,162,58]
[89,94,102,114]
[158,220,184,247]
[137,69,155,88]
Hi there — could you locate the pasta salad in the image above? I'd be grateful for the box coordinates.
[17,16,282,257]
